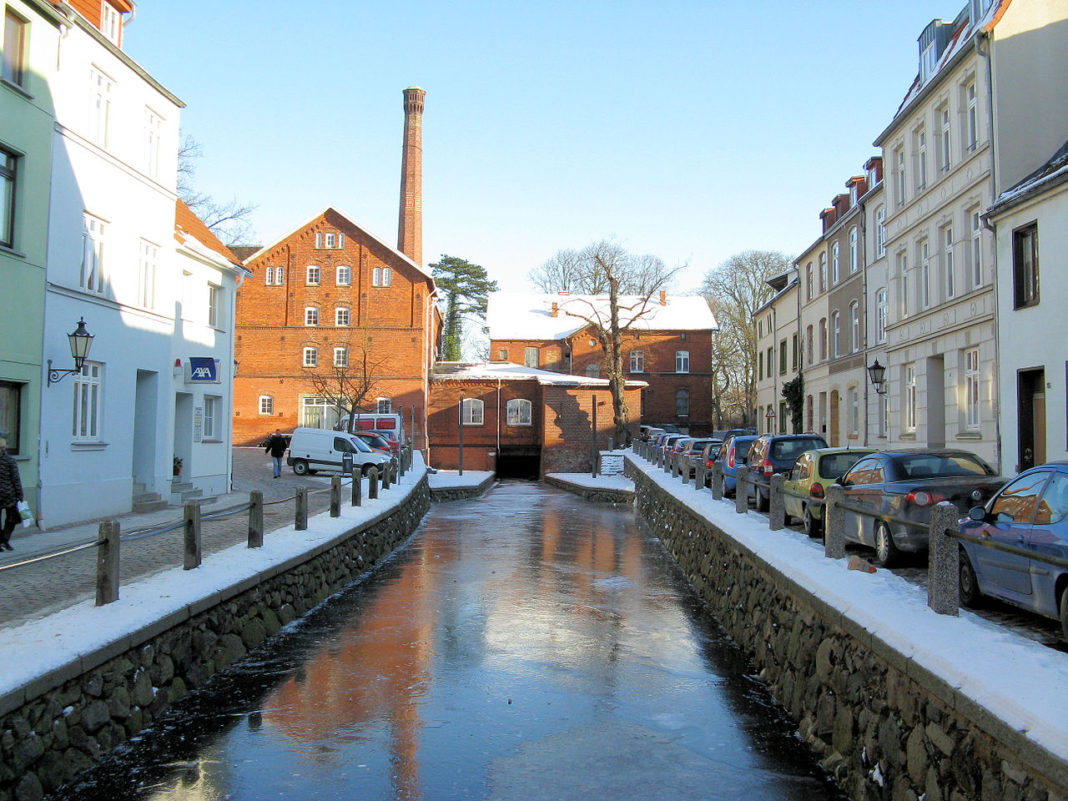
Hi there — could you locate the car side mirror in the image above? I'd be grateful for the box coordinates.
[968,506,987,522]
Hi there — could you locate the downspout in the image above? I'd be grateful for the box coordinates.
[977,30,1002,473]
[228,267,247,490]
[496,378,502,462]
[860,202,870,447]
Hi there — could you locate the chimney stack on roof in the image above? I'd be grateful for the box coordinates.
[551,302,559,317]
[398,86,425,267]
[659,290,667,306]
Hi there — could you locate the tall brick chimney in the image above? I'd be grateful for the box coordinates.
[398,86,425,267]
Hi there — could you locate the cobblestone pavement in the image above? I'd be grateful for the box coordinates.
[0,448,346,630]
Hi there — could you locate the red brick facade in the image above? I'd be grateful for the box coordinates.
[491,324,714,434]
[233,208,437,448]
[427,373,642,474]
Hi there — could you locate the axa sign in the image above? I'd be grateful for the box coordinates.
[187,357,220,383]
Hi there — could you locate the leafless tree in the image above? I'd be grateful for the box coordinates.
[699,250,791,427]
[178,134,258,247]
[536,240,682,445]
[306,346,384,430]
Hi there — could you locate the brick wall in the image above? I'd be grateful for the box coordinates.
[234,209,435,447]
[542,385,641,473]
[427,379,541,471]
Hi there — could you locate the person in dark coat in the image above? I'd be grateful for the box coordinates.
[0,436,24,550]
[264,429,288,478]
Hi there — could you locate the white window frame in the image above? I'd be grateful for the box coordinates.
[965,81,978,152]
[506,398,532,426]
[818,318,827,361]
[81,213,106,294]
[848,386,859,437]
[895,146,906,207]
[208,284,221,328]
[899,252,910,318]
[970,209,982,287]
[138,239,158,309]
[849,227,858,273]
[876,206,886,257]
[333,347,348,368]
[376,397,392,414]
[675,389,689,417]
[831,311,840,358]
[335,307,349,327]
[259,395,274,415]
[315,232,322,249]
[943,226,955,300]
[203,395,221,440]
[876,289,888,344]
[336,265,351,286]
[806,263,813,300]
[629,350,644,373]
[850,301,860,352]
[306,265,320,286]
[304,307,319,326]
[524,347,539,368]
[939,104,951,172]
[905,364,917,432]
[965,348,981,430]
[72,361,103,442]
[831,242,840,284]
[819,252,827,292]
[585,363,600,378]
[462,398,484,426]
[675,350,689,374]
[916,125,928,190]
[303,347,318,368]
[100,2,121,44]
[3,8,27,87]
[0,147,15,248]
[919,240,930,309]
[89,66,112,148]
[324,232,336,249]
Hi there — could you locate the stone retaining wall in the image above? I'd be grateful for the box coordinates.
[429,474,495,502]
[542,475,634,504]
[626,461,1068,801]
[0,478,430,801]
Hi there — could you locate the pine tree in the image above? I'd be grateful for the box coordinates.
[430,255,498,361]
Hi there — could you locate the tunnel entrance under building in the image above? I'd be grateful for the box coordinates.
[495,445,541,479]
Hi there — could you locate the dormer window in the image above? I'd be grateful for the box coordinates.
[921,42,938,80]
[101,3,121,45]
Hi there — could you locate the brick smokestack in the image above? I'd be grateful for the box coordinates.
[398,86,425,267]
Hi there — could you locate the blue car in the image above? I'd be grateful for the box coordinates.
[958,461,1068,640]
[715,434,759,496]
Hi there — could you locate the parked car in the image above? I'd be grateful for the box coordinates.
[639,425,665,442]
[958,462,1068,638]
[658,433,687,459]
[835,448,1003,566]
[784,447,876,537]
[747,433,829,512]
[715,434,759,497]
[680,438,720,477]
[286,427,392,476]
[353,431,392,454]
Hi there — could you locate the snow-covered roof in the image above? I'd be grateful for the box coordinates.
[487,292,718,341]
[988,138,1068,216]
[431,361,648,388]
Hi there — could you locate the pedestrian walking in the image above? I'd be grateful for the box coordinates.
[265,429,288,478]
[0,436,24,550]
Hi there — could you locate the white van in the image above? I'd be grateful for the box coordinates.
[286,427,392,476]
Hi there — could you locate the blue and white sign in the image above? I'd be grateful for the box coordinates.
[186,357,220,383]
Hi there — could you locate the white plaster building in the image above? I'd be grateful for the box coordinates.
[37,4,245,526]
[861,160,891,446]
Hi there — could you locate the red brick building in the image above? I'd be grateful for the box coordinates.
[428,363,645,475]
[232,207,439,447]
[486,292,718,433]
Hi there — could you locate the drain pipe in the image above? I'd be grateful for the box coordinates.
[496,378,502,470]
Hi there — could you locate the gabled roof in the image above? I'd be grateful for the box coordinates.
[240,206,435,284]
[174,200,250,274]
[431,361,648,389]
[487,292,718,341]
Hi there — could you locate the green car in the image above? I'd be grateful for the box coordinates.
[783,447,876,537]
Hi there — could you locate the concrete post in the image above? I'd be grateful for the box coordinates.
[382,461,392,490]
[671,457,679,479]
[351,469,362,506]
[681,459,689,485]
[295,487,308,531]
[392,458,400,484]
[694,464,705,492]
[711,463,724,500]
[330,476,341,517]
[735,466,749,514]
[248,491,263,548]
[183,502,202,570]
[769,474,786,531]
[824,485,846,558]
[95,520,120,606]
[928,502,960,616]
[368,467,379,499]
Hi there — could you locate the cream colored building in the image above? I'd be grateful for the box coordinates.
[755,269,799,434]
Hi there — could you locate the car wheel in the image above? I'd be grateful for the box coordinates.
[755,487,769,513]
[958,546,982,608]
[802,504,821,538]
[291,459,309,476]
[874,522,900,567]
[1060,589,1068,643]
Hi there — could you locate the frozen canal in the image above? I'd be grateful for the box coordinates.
[56,482,847,800]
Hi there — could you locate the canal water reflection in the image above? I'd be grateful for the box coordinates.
[57,482,847,801]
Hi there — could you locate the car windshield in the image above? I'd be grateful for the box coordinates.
[771,438,826,461]
[818,452,871,479]
[893,453,991,479]
[350,436,372,453]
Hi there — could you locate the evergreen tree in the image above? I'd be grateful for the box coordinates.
[430,255,498,361]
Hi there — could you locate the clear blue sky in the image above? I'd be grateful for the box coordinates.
[126,1,946,293]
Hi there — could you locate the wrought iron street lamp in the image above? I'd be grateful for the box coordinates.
[47,317,94,386]
[867,359,887,395]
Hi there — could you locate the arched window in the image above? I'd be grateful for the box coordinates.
[506,398,532,426]
[819,253,827,292]
[818,318,827,361]
[831,311,841,358]
[675,389,689,417]
[585,363,600,378]
[462,398,484,425]
[876,288,888,343]
[373,267,393,287]
[849,227,858,273]
[831,242,840,284]
[850,301,860,352]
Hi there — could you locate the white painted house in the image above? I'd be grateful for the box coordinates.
[37,5,246,526]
